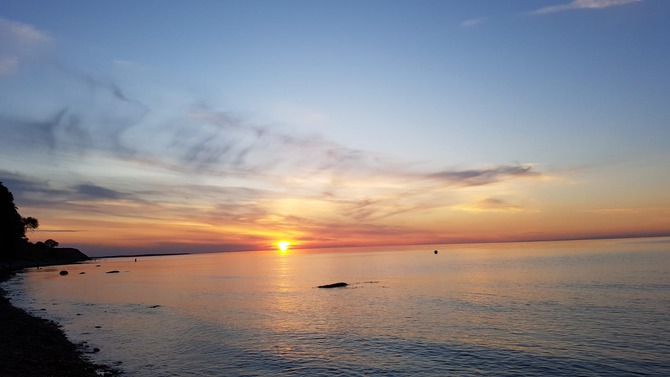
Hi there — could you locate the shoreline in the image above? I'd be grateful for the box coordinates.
[0,268,120,377]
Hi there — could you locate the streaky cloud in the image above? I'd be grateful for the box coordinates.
[461,17,487,28]
[1,66,149,157]
[581,207,670,215]
[0,170,134,206]
[0,170,67,206]
[430,164,540,186]
[35,229,82,233]
[530,0,642,15]
[175,106,383,177]
[73,183,130,201]
[455,197,528,213]
[2,60,545,196]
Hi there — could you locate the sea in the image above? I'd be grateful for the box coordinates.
[2,237,670,376]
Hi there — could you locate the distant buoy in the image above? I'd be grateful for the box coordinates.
[434,250,438,254]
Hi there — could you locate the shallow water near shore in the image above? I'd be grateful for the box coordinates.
[3,238,670,376]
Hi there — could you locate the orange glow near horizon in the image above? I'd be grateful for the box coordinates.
[20,184,670,256]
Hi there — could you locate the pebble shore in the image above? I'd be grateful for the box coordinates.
[0,270,119,377]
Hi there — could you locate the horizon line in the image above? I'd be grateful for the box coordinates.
[88,233,670,258]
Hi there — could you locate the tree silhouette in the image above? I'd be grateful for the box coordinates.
[23,217,39,231]
[44,239,59,249]
[0,182,39,259]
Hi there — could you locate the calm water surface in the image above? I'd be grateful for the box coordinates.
[3,238,670,376]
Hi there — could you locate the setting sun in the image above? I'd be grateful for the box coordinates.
[277,241,291,252]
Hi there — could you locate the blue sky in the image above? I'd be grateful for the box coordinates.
[1,0,669,255]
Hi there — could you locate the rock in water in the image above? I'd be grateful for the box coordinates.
[59,270,68,276]
[106,270,120,274]
[318,282,348,288]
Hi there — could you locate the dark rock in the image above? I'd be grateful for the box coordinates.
[434,250,438,254]
[79,272,86,274]
[106,270,120,274]
[318,282,348,288]
[59,270,69,276]
[93,348,100,353]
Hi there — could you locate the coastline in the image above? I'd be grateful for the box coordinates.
[0,268,119,377]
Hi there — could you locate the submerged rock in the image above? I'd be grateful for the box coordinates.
[318,282,348,288]
[59,270,68,276]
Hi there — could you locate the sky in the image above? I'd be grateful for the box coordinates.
[1,0,669,256]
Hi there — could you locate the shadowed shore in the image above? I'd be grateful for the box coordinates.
[0,269,118,377]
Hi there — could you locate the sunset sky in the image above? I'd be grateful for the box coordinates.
[1,0,669,256]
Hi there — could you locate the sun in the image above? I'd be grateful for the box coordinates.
[277,241,291,253]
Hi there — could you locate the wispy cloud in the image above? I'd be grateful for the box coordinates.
[0,17,52,45]
[73,183,132,201]
[0,171,66,206]
[1,71,543,213]
[530,0,642,15]
[0,49,548,252]
[455,197,530,213]
[430,165,539,187]
[0,18,52,75]
[0,171,134,206]
[460,17,487,28]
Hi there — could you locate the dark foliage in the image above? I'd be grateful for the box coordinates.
[0,182,31,258]
[44,239,60,248]
[1,182,90,265]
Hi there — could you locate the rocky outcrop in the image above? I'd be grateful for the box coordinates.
[318,282,348,288]
[47,248,91,263]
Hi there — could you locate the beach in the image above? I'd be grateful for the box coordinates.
[0,270,117,377]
